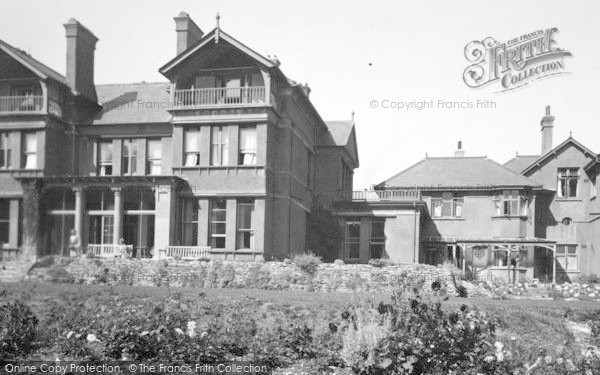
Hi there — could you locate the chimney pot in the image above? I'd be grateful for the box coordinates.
[454,141,465,157]
[174,12,204,55]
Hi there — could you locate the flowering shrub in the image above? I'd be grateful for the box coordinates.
[292,253,322,275]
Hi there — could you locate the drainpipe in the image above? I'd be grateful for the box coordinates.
[413,202,417,263]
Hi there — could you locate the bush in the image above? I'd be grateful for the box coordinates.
[292,253,322,275]
[575,273,600,284]
[0,299,39,358]
[368,259,394,268]
[333,259,345,265]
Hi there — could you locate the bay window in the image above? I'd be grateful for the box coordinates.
[558,168,579,198]
[22,132,37,169]
[121,139,138,175]
[238,126,257,165]
[184,128,201,166]
[432,193,463,218]
[556,245,578,271]
[210,126,229,166]
[0,133,11,169]
[493,190,527,216]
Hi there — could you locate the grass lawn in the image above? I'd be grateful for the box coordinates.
[2,281,600,363]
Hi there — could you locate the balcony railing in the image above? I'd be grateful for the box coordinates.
[0,95,44,114]
[325,189,422,203]
[173,86,266,109]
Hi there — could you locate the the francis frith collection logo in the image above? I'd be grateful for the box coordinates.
[463,28,572,92]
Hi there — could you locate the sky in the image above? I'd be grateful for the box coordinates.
[1,0,599,189]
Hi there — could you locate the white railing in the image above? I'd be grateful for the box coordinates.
[327,189,421,202]
[173,86,266,109]
[162,246,211,260]
[0,95,44,113]
[88,244,133,258]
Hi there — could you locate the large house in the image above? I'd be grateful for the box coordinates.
[0,13,358,261]
[334,106,600,283]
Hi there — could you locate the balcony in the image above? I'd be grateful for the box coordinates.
[322,189,422,204]
[172,86,266,109]
[0,95,44,114]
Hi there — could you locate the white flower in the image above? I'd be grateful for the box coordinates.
[186,321,197,338]
[496,352,504,362]
[140,331,149,336]
[86,334,98,343]
[66,331,74,339]
[200,331,208,339]
[494,341,504,350]
[544,355,552,364]
[174,328,184,335]
[556,358,564,365]
[484,355,495,363]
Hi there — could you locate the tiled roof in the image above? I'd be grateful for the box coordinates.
[324,120,353,147]
[92,82,172,125]
[379,156,540,189]
[0,39,70,87]
[503,155,540,174]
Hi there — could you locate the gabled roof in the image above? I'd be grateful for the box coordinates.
[0,39,70,87]
[503,155,540,174]
[92,82,172,125]
[159,28,277,76]
[522,137,596,175]
[322,120,359,167]
[378,156,540,189]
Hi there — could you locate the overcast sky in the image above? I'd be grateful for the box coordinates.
[1,0,599,189]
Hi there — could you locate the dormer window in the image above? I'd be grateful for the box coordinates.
[557,168,579,198]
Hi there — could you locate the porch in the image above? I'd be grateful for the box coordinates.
[422,236,558,285]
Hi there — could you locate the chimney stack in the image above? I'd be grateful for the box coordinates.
[299,83,311,98]
[64,19,98,103]
[174,12,204,55]
[454,140,465,157]
[541,105,554,155]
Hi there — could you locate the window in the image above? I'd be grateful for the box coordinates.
[184,129,201,166]
[558,168,579,198]
[0,133,11,169]
[432,193,463,218]
[210,126,229,166]
[0,199,9,245]
[210,198,227,249]
[88,215,114,244]
[121,139,138,175]
[369,220,385,259]
[591,177,597,199]
[345,221,360,259]
[146,139,162,175]
[236,199,254,249]
[97,141,113,176]
[181,198,198,246]
[493,190,527,216]
[556,245,578,271]
[22,133,37,169]
[238,126,257,165]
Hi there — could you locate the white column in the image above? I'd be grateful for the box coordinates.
[112,187,123,245]
[73,187,83,243]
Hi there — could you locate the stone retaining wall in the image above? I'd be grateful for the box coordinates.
[26,257,476,296]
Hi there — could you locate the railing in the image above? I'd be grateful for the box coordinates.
[0,95,44,113]
[326,189,422,202]
[88,244,133,258]
[173,86,266,109]
[162,246,211,260]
